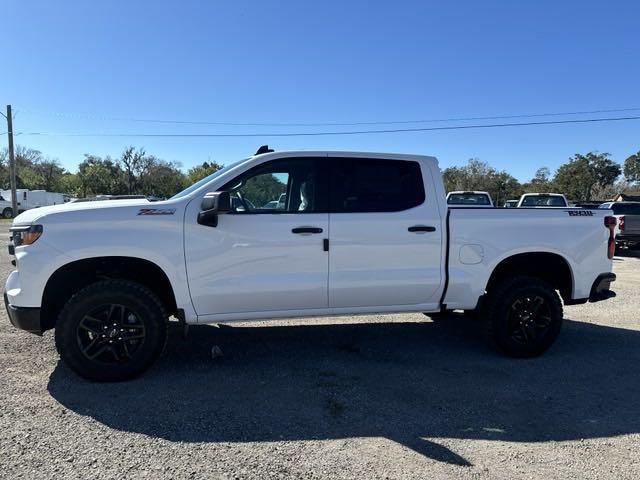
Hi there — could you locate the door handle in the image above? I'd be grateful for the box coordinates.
[292,226,323,234]
[408,225,436,233]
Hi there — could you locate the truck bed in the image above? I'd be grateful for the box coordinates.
[443,207,613,309]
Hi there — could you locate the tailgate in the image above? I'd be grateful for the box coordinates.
[622,214,640,234]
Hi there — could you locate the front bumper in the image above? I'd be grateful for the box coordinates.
[4,292,43,335]
[589,273,616,302]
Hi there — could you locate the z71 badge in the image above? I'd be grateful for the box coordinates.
[567,210,593,216]
[137,208,176,216]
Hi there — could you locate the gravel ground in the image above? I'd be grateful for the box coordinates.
[1,224,639,479]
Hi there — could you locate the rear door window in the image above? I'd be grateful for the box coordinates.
[330,158,425,213]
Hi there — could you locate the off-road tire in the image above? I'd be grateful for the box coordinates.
[485,276,563,358]
[54,280,168,381]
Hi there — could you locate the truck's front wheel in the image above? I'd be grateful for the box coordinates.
[485,276,563,358]
[54,280,168,381]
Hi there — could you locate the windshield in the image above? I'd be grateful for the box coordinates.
[447,193,491,205]
[170,158,249,200]
[521,195,566,207]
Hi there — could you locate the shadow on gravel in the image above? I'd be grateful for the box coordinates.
[47,316,640,467]
[615,248,640,259]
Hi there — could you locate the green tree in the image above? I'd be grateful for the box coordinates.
[533,167,551,184]
[57,173,82,196]
[624,151,640,185]
[119,147,150,194]
[552,156,593,201]
[552,152,621,201]
[139,158,186,198]
[77,155,127,197]
[522,167,554,193]
[442,158,522,205]
[490,171,522,205]
[589,152,621,190]
[30,159,66,191]
[185,161,222,185]
[0,146,69,191]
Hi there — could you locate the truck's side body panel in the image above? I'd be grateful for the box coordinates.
[326,153,446,309]
[444,208,612,309]
[185,152,448,323]
[5,199,197,322]
[184,211,331,315]
[5,150,615,330]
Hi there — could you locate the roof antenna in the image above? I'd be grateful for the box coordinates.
[255,145,274,155]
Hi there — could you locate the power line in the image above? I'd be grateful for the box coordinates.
[13,115,640,138]
[16,106,640,127]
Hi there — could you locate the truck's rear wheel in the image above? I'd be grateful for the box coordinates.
[54,280,168,381]
[2,207,12,219]
[485,276,563,357]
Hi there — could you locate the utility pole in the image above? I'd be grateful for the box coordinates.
[4,105,17,218]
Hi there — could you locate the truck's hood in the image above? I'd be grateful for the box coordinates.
[13,199,152,225]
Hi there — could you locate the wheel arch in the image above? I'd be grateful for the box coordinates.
[41,256,178,331]
[484,251,574,303]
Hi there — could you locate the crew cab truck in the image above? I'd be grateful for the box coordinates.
[5,150,617,381]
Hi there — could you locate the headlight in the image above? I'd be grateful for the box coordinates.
[10,225,43,246]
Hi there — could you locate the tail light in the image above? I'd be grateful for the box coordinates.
[619,215,625,231]
[604,216,616,259]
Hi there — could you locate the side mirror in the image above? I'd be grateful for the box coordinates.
[198,191,231,227]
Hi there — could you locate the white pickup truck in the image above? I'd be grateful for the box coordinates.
[5,149,617,381]
[517,193,569,208]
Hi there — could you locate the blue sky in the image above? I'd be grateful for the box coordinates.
[3,0,639,181]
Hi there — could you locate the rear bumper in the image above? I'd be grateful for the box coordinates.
[4,292,43,335]
[616,234,640,244]
[589,273,616,302]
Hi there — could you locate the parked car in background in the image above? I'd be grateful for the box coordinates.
[0,195,14,219]
[599,201,640,250]
[446,191,494,207]
[503,199,518,208]
[517,193,568,208]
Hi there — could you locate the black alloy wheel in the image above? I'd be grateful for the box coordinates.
[506,295,552,345]
[76,304,146,364]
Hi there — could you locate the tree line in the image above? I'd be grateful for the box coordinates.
[443,151,640,204]
[0,145,639,201]
[0,146,222,199]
